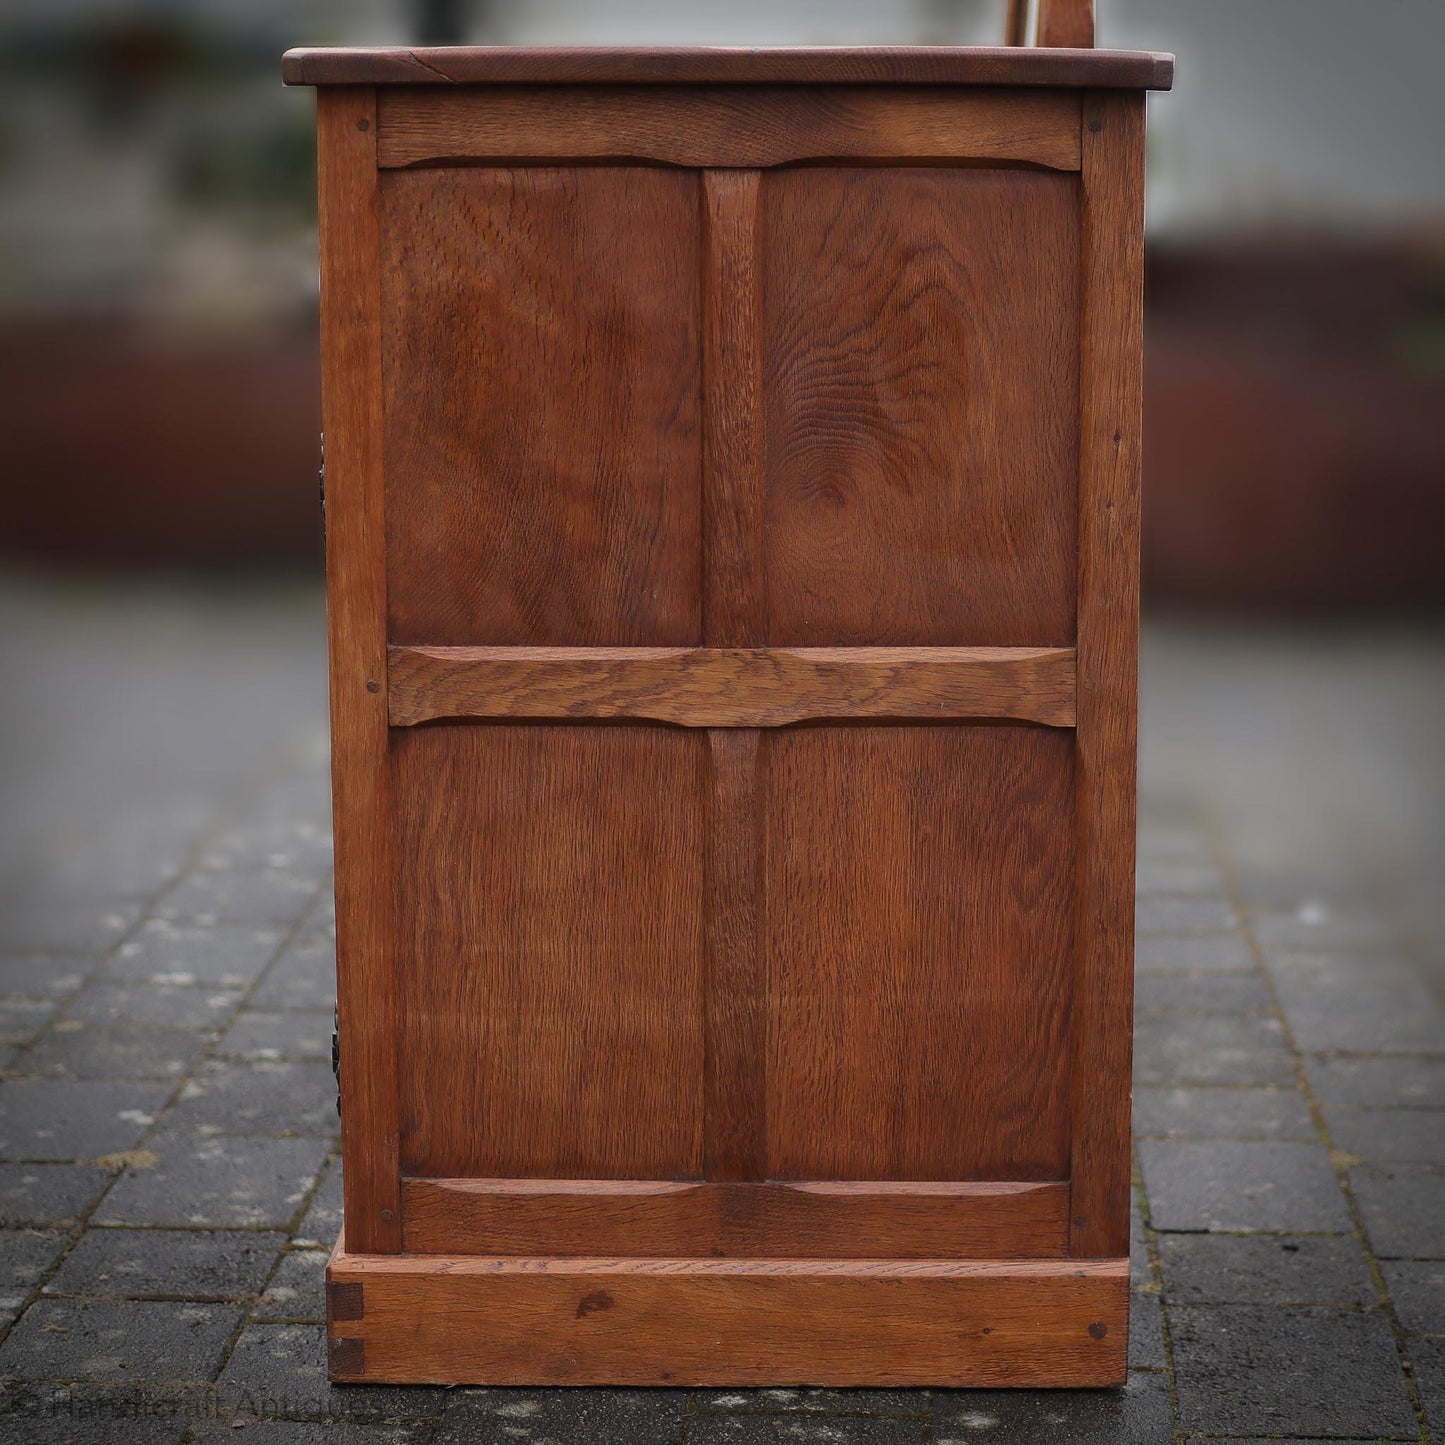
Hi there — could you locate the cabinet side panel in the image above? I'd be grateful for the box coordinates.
[393,724,706,1180]
[380,166,702,646]
[762,166,1079,647]
[765,725,1074,1181]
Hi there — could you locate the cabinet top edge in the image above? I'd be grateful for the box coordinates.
[281,45,1174,91]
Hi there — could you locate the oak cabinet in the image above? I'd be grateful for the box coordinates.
[286,35,1172,1387]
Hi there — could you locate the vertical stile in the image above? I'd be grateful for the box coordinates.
[317,87,402,1252]
[1068,89,1146,1259]
[701,169,767,1181]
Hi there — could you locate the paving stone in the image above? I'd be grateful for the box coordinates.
[1305,1054,1445,1109]
[0,954,91,997]
[165,1059,339,1139]
[1133,934,1256,974]
[0,1162,110,1226]
[45,1228,285,1300]
[0,1297,240,1383]
[217,1011,334,1061]
[1412,1335,1445,1437]
[1169,1304,1415,1437]
[107,920,284,988]
[1135,896,1240,936]
[1132,1085,1316,1140]
[1133,971,1273,1014]
[0,1406,189,1445]
[18,1024,209,1082]
[1133,1012,1293,1086]
[1139,1139,1353,1232]
[157,870,316,926]
[1252,903,1398,956]
[686,1415,925,1443]
[1380,1259,1445,1334]
[254,1249,327,1320]
[249,942,336,1012]
[292,1158,342,1249]
[691,1388,930,1416]
[0,1079,171,1161]
[63,981,242,1031]
[932,1370,1170,1442]
[1157,1233,1377,1306]
[189,1424,427,1445]
[1270,954,1445,1053]
[219,1324,444,1420]
[1327,1107,1445,1164]
[1134,856,1227,897]
[0,900,142,958]
[1350,1163,1445,1258]
[437,1387,688,1443]
[1129,1204,1152,1287]
[95,1133,329,1229]
[1127,1289,1164,1369]
[199,820,334,874]
[0,997,60,1046]
[0,1229,66,1325]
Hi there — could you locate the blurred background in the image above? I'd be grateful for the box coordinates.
[0,0,1442,976]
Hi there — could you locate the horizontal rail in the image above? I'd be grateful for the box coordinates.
[387,644,1077,728]
[401,1177,1070,1258]
[376,85,1082,171]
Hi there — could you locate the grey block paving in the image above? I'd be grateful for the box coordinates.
[438,1388,690,1445]
[1304,1053,1445,1108]
[44,1227,285,1300]
[1133,1012,1294,1086]
[1156,1233,1378,1306]
[0,1297,240,1382]
[0,1079,172,1161]
[219,1324,445,1421]
[1139,1139,1354,1232]
[1131,1085,1316,1140]
[95,1133,331,1229]
[932,1371,1172,1443]
[164,1059,339,1138]
[0,1162,110,1226]
[1349,1162,1445,1257]
[4,583,1444,1440]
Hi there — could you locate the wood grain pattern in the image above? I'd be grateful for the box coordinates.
[392,724,706,1180]
[386,645,1078,728]
[376,86,1082,170]
[1068,90,1145,1259]
[766,726,1076,1181]
[400,1178,1069,1258]
[380,165,701,646]
[761,167,1079,647]
[284,45,1174,91]
[326,1243,1128,1386]
[315,87,400,1255]
[1038,0,1096,49]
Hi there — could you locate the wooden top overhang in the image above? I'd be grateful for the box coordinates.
[282,45,1174,91]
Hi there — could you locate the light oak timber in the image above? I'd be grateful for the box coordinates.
[1068,90,1145,1258]
[285,44,1174,90]
[377,86,1083,171]
[316,87,401,1254]
[326,1242,1128,1386]
[387,645,1078,728]
[400,1178,1070,1258]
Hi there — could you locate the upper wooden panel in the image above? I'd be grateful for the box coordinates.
[380,166,701,646]
[765,725,1075,1181]
[284,45,1173,90]
[376,86,1081,171]
[762,167,1079,647]
[393,723,706,1180]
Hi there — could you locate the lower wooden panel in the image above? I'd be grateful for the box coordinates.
[401,1177,1069,1258]
[327,1240,1128,1386]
